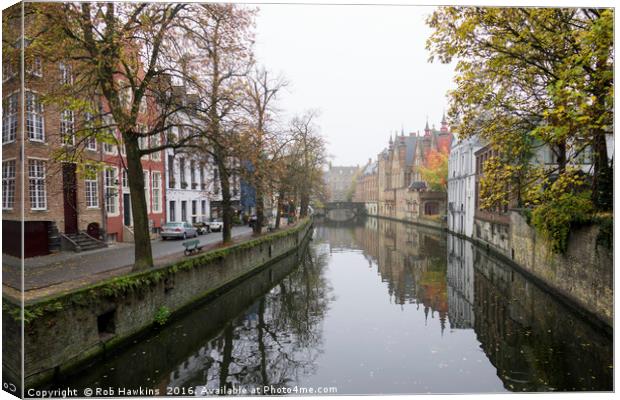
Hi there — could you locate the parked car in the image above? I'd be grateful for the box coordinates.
[161,222,198,240]
[208,219,223,232]
[193,222,210,235]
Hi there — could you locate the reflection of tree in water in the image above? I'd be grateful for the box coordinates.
[195,244,332,392]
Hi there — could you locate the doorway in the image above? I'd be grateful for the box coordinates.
[62,163,78,234]
[123,193,132,226]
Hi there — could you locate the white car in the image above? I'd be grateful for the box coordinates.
[208,219,223,232]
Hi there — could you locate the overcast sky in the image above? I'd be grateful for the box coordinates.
[253,4,456,167]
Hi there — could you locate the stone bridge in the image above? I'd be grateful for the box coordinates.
[320,202,366,222]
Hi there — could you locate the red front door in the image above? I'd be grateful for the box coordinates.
[63,163,78,234]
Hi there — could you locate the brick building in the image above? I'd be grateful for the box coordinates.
[2,5,165,255]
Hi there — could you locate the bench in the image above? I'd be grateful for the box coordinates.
[182,239,202,256]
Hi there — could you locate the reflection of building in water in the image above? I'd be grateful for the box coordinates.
[315,223,362,253]
[471,245,612,392]
[352,218,449,332]
[446,234,475,329]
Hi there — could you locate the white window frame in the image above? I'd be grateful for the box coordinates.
[84,112,97,151]
[150,134,161,161]
[28,158,47,210]
[102,116,117,155]
[26,90,45,142]
[152,172,162,213]
[27,56,43,77]
[144,171,151,214]
[104,167,119,216]
[2,159,16,210]
[2,92,18,144]
[59,61,73,85]
[85,166,99,208]
[60,109,75,146]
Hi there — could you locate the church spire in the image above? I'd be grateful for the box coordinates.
[424,115,431,136]
[441,111,449,133]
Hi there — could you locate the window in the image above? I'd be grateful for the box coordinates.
[102,117,117,154]
[104,168,119,215]
[60,110,75,145]
[201,200,206,217]
[181,201,187,222]
[26,91,45,141]
[2,93,17,143]
[3,61,17,81]
[152,172,161,213]
[120,86,132,110]
[169,201,176,222]
[85,166,99,208]
[139,97,147,114]
[122,170,128,189]
[191,200,197,223]
[144,171,150,213]
[150,134,161,161]
[200,164,206,189]
[84,112,97,151]
[179,157,186,187]
[119,136,126,156]
[28,159,47,210]
[2,160,16,209]
[28,56,42,77]
[190,160,196,188]
[59,62,73,85]
[167,155,175,188]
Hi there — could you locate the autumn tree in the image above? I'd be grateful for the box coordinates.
[427,7,613,212]
[183,3,256,243]
[287,111,328,218]
[239,66,288,235]
[32,2,209,270]
[418,149,448,192]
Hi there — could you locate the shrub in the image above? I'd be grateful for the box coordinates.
[531,190,593,254]
[154,306,171,326]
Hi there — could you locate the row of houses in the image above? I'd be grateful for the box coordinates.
[353,117,453,226]
[447,131,614,256]
[2,60,247,258]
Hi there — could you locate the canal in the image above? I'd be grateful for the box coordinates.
[54,218,612,394]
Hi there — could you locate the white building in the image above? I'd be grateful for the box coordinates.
[164,129,211,224]
[447,135,482,237]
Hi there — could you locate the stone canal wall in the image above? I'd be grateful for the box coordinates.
[459,211,612,330]
[509,212,613,329]
[2,219,313,390]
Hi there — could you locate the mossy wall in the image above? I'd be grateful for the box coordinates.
[2,219,313,390]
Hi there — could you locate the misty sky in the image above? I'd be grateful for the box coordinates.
[254,4,456,167]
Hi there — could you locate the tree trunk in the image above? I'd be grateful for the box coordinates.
[124,135,153,271]
[253,184,264,235]
[591,128,612,211]
[217,157,233,243]
[275,191,284,229]
[299,186,309,218]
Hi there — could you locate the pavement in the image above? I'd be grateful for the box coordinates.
[2,226,253,297]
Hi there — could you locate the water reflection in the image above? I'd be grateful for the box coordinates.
[54,218,612,394]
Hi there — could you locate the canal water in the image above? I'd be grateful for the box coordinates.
[56,218,612,394]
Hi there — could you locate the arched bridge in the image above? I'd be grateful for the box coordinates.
[320,202,366,222]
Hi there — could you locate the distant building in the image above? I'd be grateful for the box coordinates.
[324,165,359,202]
[447,134,483,237]
[353,159,378,215]
[375,117,453,225]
